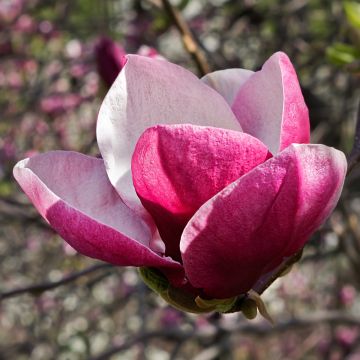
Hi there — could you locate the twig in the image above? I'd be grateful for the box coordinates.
[215,311,360,337]
[0,263,113,300]
[90,310,360,360]
[89,329,196,360]
[160,0,211,76]
[169,340,186,360]
[347,98,360,175]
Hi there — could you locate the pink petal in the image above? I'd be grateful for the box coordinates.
[201,68,254,106]
[13,151,182,275]
[96,55,241,214]
[232,52,310,154]
[131,124,270,261]
[180,144,346,299]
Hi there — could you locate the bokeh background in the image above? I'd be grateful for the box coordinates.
[1,0,360,359]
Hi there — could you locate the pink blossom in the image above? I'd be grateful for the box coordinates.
[336,327,359,348]
[9,73,22,89]
[0,0,23,22]
[1,137,16,161]
[13,53,347,309]
[38,20,54,35]
[70,63,90,78]
[40,94,83,115]
[20,59,38,75]
[14,14,36,33]
[340,285,356,306]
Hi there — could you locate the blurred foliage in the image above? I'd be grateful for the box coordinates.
[1,0,360,359]
[344,1,360,29]
[327,1,360,72]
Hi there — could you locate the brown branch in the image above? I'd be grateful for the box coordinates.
[0,263,113,300]
[89,329,196,360]
[160,0,211,76]
[90,311,360,360]
[239,311,360,334]
[347,98,360,175]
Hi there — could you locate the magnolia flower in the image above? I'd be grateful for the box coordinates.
[14,52,346,315]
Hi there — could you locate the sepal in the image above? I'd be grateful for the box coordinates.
[138,267,274,323]
[138,267,210,313]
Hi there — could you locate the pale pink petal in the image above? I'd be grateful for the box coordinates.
[180,144,346,299]
[13,151,182,275]
[96,55,241,214]
[232,52,310,153]
[201,68,254,106]
[131,124,270,261]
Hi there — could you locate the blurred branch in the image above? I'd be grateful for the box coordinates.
[0,196,50,229]
[235,311,360,334]
[91,310,360,360]
[160,0,210,76]
[347,99,360,175]
[0,263,113,300]
[90,329,196,360]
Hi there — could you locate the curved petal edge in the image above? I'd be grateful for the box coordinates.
[13,151,182,275]
[232,52,310,153]
[201,68,254,106]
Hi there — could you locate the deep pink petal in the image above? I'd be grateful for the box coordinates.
[201,68,254,106]
[13,151,182,276]
[97,55,241,215]
[131,124,270,261]
[232,52,310,153]
[95,36,127,87]
[180,144,346,299]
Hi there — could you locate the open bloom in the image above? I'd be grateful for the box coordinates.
[14,52,346,311]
